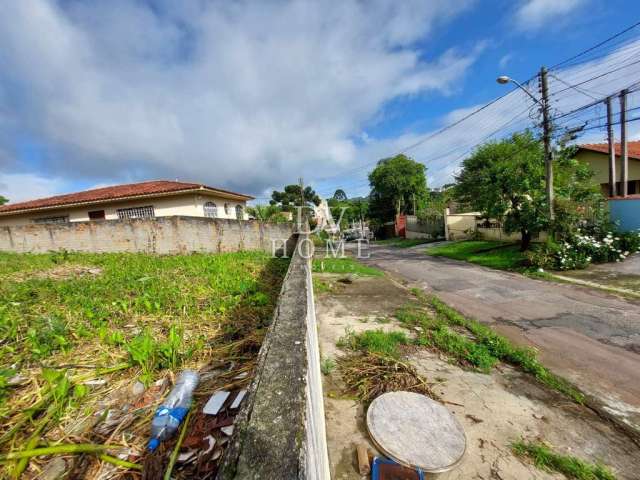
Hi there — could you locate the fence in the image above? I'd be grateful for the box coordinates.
[218,234,330,479]
[0,216,295,254]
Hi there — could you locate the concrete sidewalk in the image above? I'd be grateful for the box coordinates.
[358,243,640,440]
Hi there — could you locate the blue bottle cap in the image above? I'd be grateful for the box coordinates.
[148,438,160,451]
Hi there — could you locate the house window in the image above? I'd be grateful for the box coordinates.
[224,203,230,216]
[204,201,217,218]
[33,216,69,224]
[117,205,155,220]
[235,204,243,220]
[88,210,106,220]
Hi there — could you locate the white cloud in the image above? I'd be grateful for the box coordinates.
[499,53,512,69]
[0,0,477,199]
[0,173,68,203]
[514,0,586,32]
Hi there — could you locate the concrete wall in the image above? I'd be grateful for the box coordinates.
[0,192,249,226]
[0,216,294,254]
[444,210,480,241]
[610,197,640,231]
[219,234,330,480]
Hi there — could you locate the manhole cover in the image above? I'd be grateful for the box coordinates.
[366,391,466,473]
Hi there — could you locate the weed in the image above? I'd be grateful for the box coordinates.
[512,440,617,480]
[337,328,408,357]
[312,258,383,277]
[320,357,336,375]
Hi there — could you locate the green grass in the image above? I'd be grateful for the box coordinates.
[426,240,526,270]
[337,327,409,357]
[512,440,617,480]
[374,238,435,248]
[404,289,584,403]
[320,357,336,375]
[312,257,383,276]
[0,250,289,475]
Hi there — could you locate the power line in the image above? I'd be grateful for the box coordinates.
[550,20,640,69]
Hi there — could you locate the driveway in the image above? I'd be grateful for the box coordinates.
[356,243,640,439]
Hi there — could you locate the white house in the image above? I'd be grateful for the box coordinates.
[0,180,253,226]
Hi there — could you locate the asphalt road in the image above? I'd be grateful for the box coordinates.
[357,243,640,439]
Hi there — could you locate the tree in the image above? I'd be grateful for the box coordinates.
[368,154,428,223]
[246,204,290,223]
[270,184,321,212]
[332,189,347,201]
[0,195,7,205]
[454,131,601,251]
[455,132,546,250]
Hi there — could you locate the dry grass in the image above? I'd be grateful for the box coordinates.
[338,353,438,404]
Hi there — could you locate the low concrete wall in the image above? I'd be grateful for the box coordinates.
[0,216,294,254]
[218,234,330,479]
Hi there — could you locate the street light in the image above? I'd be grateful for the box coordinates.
[496,75,542,105]
[496,70,554,220]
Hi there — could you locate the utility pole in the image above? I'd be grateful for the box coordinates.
[539,66,554,220]
[606,96,617,197]
[620,89,629,197]
[412,193,416,216]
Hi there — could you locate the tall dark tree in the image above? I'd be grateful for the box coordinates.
[332,189,347,201]
[368,154,428,223]
[270,184,321,212]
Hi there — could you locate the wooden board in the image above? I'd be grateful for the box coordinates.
[366,391,466,473]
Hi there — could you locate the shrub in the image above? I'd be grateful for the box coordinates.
[527,229,640,271]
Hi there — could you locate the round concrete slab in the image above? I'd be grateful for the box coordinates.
[366,391,466,473]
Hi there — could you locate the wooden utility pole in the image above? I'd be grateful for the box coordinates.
[606,96,617,197]
[620,89,629,197]
[539,66,554,220]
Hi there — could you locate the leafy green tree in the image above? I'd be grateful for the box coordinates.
[368,154,428,223]
[246,204,290,223]
[0,195,7,205]
[270,184,321,212]
[332,189,347,201]
[327,196,369,229]
[454,131,601,251]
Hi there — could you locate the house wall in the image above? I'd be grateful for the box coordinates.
[0,193,249,226]
[575,150,640,194]
[0,216,294,254]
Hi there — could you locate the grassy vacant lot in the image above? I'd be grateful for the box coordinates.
[0,251,288,478]
[426,240,526,270]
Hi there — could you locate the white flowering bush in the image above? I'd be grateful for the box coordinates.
[527,229,640,271]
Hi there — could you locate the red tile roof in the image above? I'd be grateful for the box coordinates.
[578,141,640,160]
[0,180,253,215]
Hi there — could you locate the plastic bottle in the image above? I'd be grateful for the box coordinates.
[148,370,199,451]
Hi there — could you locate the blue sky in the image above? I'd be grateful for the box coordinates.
[1,0,640,203]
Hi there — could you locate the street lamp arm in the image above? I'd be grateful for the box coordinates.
[497,75,542,106]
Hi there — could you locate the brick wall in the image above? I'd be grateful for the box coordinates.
[0,216,294,254]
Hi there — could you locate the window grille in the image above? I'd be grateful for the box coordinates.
[224,203,230,215]
[235,205,243,220]
[117,205,155,220]
[33,216,69,224]
[204,201,217,218]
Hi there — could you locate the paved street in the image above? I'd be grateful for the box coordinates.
[358,243,640,438]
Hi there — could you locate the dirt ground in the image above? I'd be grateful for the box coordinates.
[314,272,640,480]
